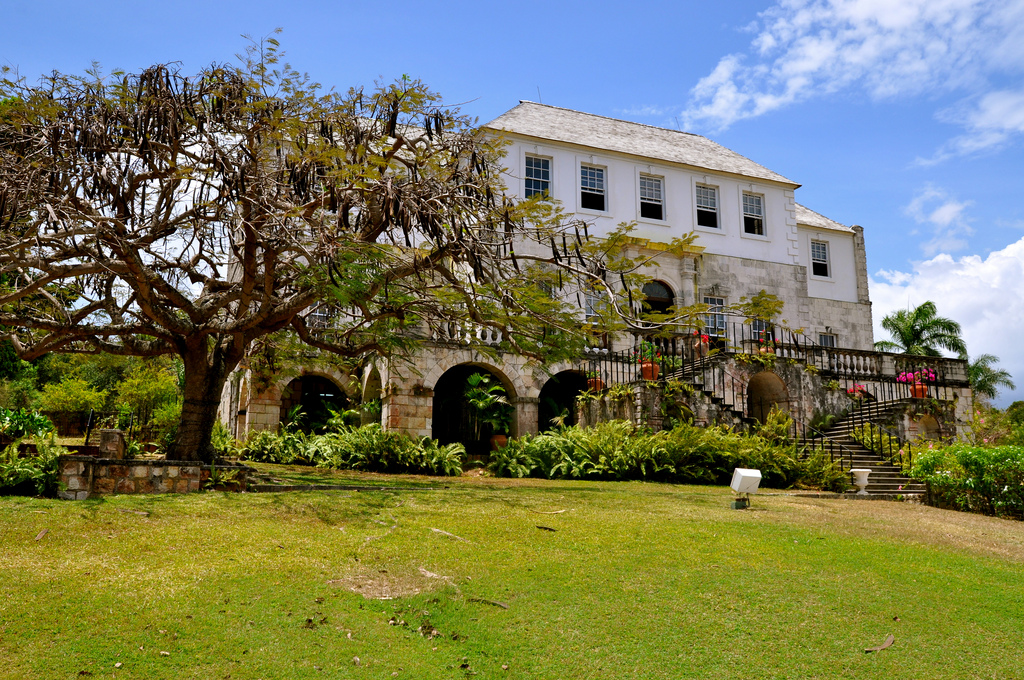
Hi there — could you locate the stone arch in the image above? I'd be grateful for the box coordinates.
[538,370,588,431]
[432,362,520,457]
[359,364,384,426]
[746,372,790,424]
[642,280,675,315]
[280,373,351,431]
[913,414,942,440]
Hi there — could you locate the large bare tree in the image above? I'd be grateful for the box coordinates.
[0,41,660,460]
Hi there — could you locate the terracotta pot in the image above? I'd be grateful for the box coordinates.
[910,383,928,399]
[490,434,508,450]
[640,361,659,380]
[694,341,709,358]
[587,377,605,391]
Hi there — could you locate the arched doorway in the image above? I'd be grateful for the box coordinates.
[642,280,675,316]
[538,371,588,431]
[433,364,516,457]
[362,366,383,426]
[746,372,789,424]
[280,375,349,432]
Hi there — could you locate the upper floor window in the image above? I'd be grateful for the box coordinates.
[811,240,830,277]
[742,193,764,235]
[819,333,837,348]
[580,164,606,211]
[525,155,551,198]
[704,296,726,336]
[696,184,718,228]
[639,174,664,220]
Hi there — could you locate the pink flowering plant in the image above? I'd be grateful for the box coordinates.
[897,368,937,384]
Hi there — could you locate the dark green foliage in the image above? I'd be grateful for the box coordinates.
[1005,401,1024,426]
[912,444,1024,518]
[239,424,464,476]
[0,340,19,380]
[488,420,821,489]
[0,407,54,441]
[0,438,62,496]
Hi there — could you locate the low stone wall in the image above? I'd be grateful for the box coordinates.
[58,456,253,500]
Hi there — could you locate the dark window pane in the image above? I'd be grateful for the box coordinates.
[697,208,718,228]
[744,216,763,235]
[640,201,663,220]
[812,261,829,277]
[581,190,605,211]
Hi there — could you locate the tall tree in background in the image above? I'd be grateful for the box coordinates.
[874,301,967,357]
[962,353,1016,402]
[0,38,654,460]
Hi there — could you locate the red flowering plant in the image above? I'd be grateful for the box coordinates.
[847,384,870,399]
[633,341,661,364]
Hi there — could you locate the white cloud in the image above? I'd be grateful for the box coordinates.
[870,236,1024,406]
[682,0,1024,138]
[904,185,974,254]
[921,87,1024,162]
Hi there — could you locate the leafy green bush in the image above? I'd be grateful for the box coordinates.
[239,424,465,476]
[38,378,107,413]
[486,420,807,488]
[115,363,180,414]
[151,401,181,454]
[0,438,63,496]
[0,408,55,441]
[797,447,850,493]
[912,444,1024,518]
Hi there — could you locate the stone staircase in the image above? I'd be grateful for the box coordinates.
[667,358,755,429]
[817,400,925,495]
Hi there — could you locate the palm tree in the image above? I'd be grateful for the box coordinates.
[874,301,967,356]
[962,353,1016,401]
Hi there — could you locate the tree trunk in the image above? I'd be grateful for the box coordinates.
[166,337,242,462]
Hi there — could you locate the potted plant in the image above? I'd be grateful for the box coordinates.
[464,372,514,449]
[898,368,935,399]
[634,341,661,380]
[585,370,605,392]
[692,331,710,358]
[757,338,775,355]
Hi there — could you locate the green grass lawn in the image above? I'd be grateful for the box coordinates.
[2,470,1024,679]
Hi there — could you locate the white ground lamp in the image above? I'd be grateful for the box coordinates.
[730,468,762,509]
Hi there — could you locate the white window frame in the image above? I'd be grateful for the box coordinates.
[703,296,727,337]
[579,162,608,213]
[742,191,765,237]
[638,173,665,222]
[695,183,719,230]
[810,239,830,278]
[818,333,837,348]
[524,154,552,199]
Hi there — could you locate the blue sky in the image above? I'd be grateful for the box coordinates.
[4,0,1023,404]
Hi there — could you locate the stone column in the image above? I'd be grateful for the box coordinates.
[852,225,871,305]
[514,396,540,437]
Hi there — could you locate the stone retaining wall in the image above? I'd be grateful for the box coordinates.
[58,456,252,500]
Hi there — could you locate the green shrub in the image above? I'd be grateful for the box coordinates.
[912,444,1024,518]
[38,378,107,413]
[239,424,465,476]
[485,420,808,488]
[0,408,55,441]
[115,363,180,414]
[0,437,63,496]
[798,447,850,493]
[150,401,181,454]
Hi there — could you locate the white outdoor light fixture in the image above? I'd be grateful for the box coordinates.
[730,467,762,509]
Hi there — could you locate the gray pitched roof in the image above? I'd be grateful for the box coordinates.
[795,203,853,233]
[484,101,798,187]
